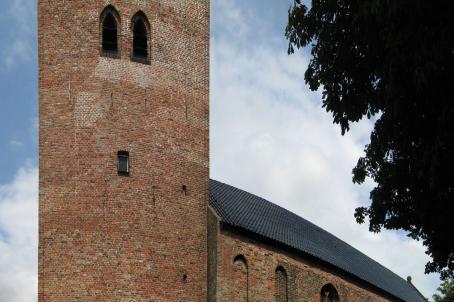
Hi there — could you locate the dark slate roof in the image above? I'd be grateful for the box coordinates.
[209,179,427,302]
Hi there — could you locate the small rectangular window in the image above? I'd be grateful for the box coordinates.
[118,151,129,175]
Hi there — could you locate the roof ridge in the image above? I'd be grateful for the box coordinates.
[210,180,408,281]
[209,179,426,302]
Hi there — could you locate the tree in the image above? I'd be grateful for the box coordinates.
[433,278,454,302]
[286,0,454,279]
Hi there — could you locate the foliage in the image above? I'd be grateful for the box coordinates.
[433,278,454,302]
[286,0,454,278]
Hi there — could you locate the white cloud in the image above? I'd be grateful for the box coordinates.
[212,0,250,38]
[0,165,38,302]
[1,0,36,69]
[9,0,35,34]
[0,0,441,301]
[211,0,440,299]
[4,39,32,69]
[10,140,24,148]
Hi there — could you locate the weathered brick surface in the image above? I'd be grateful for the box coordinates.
[38,1,408,301]
[38,1,209,301]
[215,227,398,302]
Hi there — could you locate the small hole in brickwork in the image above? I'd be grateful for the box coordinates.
[184,99,188,120]
[182,185,188,196]
[183,274,188,283]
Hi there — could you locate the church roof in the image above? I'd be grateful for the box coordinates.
[209,179,427,302]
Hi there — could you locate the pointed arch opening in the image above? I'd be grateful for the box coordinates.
[321,284,340,302]
[232,255,248,302]
[275,266,288,302]
[100,5,121,58]
[131,11,151,64]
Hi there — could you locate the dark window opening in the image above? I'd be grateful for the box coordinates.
[321,284,340,302]
[100,5,120,58]
[102,13,118,52]
[100,6,120,59]
[118,151,129,175]
[133,19,148,61]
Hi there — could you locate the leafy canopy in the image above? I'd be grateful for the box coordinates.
[433,278,454,302]
[286,0,454,278]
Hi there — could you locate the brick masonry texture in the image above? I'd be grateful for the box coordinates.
[39,1,408,301]
[38,1,209,301]
[214,225,398,302]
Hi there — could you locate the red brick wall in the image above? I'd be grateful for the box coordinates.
[215,227,397,302]
[38,1,209,301]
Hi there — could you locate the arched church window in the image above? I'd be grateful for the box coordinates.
[320,284,340,302]
[275,266,288,302]
[233,255,248,302]
[100,5,120,58]
[131,11,150,64]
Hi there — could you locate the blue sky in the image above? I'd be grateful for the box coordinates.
[0,0,37,184]
[0,0,442,301]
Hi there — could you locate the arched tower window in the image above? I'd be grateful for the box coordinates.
[131,11,150,64]
[275,266,288,302]
[100,5,120,58]
[320,284,340,302]
[232,255,248,302]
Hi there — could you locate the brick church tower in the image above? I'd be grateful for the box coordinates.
[38,1,209,301]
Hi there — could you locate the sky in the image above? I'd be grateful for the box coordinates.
[0,0,443,301]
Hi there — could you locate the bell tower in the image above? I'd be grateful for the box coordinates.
[38,1,209,301]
